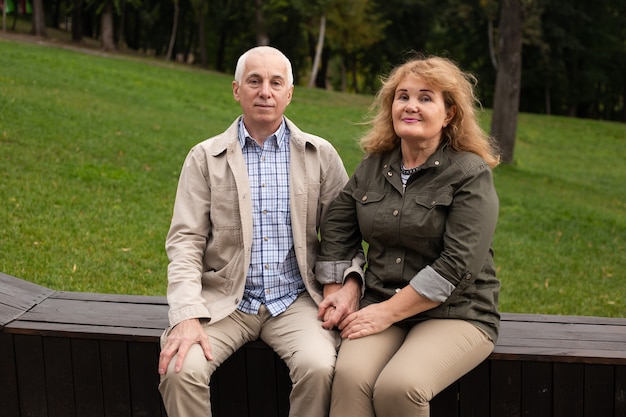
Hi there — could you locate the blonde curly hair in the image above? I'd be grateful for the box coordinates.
[360,56,500,168]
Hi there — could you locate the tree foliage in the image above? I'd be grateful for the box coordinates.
[27,0,625,124]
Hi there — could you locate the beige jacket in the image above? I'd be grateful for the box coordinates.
[165,117,355,327]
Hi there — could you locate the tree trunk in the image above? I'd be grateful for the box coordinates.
[31,0,47,37]
[308,14,326,88]
[2,0,7,33]
[166,0,180,61]
[71,0,84,43]
[490,0,523,164]
[255,0,269,45]
[100,1,115,51]
[196,2,207,67]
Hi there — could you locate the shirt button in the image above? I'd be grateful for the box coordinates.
[262,183,266,187]
[264,264,270,269]
[263,236,269,241]
[393,210,399,216]
[395,258,402,264]
[262,209,267,214]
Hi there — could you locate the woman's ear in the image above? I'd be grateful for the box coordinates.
[444,105,457,127]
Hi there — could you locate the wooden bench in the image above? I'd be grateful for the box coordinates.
[1,271,625,417]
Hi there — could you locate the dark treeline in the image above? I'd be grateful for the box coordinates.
[21,0,626,122]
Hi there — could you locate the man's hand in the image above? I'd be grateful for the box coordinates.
[158,318,213,375]
[318,277,361,330]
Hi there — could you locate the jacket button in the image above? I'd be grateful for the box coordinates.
[393,210,399,216]
[387,171,393,176]
[395,258,402,264]
[235,298,240,304]
[465,273,472,280]
[362,196,368,202]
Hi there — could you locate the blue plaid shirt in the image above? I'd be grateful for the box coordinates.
[237,117,305,316]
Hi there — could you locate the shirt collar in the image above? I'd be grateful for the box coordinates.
[238,117,288,149]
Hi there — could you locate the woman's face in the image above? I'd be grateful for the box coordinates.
[391,75,453,145]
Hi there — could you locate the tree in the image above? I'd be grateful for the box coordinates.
[490,0,523,164]
[308,14,326,88]
[100,0,115,51]
[31,0,47,37]
[165,0,180,61]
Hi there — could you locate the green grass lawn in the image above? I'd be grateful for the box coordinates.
[1,37,624,317]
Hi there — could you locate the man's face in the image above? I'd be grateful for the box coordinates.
[232,51,293,134]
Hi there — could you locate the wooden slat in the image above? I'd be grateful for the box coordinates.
[521,361,552,417]
[16,297,168,330]
[246,345,283,417]
[5,320,163,341]
[501,312,626,326]
[431,381,459,417]
[213,347,250,417]
[14,334,48,417]
[0,332,20,417]
[101,340,132,417]
[490,360,522,416]
[616,366,626,416]
[459,361,490,417]
[0,272,54,327]
[128,341,164,417]
[72,338,105,417]
[44,337,77,417]
[583,364,614,417]
[553,362,584,417]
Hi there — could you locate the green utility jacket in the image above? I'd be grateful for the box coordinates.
[316,144,500,342]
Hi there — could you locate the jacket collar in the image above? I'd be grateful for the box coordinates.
[210,116,317,156]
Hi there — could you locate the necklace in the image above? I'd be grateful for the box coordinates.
[400,163,422,176]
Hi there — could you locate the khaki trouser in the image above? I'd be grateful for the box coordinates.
[330,319,494,417]
[159,293,340,417]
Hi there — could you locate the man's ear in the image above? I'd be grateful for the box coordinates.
[232,80,240,102]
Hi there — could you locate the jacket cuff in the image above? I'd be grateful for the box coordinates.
[168,304,212,328]
[315,260,352,285]
[409,265,455,303]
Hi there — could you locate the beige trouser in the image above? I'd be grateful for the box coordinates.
[159,293,340,417]
[330,319,494,417]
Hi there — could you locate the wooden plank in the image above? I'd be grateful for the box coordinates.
[431,381,459,417]
[521,361,552,417]
[72,338,105,417]
[245,345,281,417]
[616,366,626,417]
[275,353,291,417]
[128,341,164,417]
[501,313,626,327]
[213,346,250,417]
[553,362,584,417]
[52,291,166,306]
[499,321,626,343]
[490,360,521,417]
[0,272,54,327]
[0,332,20,417]
[459,360,490,417]
[491,346,626,365]
[100,340,132,417]
[5,320,163,341]
[44,337,77,417]
[14,334,49,417]
[16,297,168,330]
[583,364,614,417]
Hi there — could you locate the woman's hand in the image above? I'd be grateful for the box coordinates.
[338,302,394,339]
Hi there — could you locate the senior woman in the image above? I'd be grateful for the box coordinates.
[315,56,501,417]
